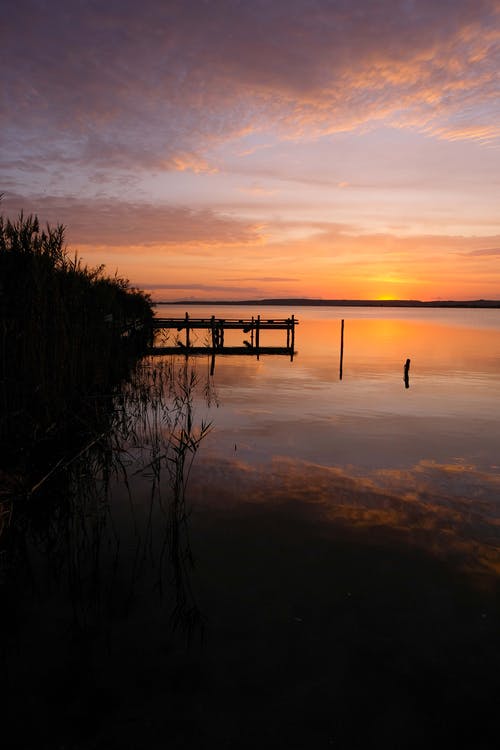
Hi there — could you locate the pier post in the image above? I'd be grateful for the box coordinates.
[251,316,254,347]
[256,315,260,349]
[185,311,190,348]
[404,358,410,388]
[291,314,295,352]
[339,319,344,380]
[211,315,216,349]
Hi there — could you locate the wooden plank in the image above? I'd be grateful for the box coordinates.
[152,318,298,330]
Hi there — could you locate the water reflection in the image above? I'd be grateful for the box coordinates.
[182,307,500,582]
[2,357,214,640]
[190,454,500,582]
[3,307,500,747]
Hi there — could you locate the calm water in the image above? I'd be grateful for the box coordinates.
[3,306,500,749]
[169,305,500,579]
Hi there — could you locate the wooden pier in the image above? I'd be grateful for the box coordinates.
[150,313,297,361]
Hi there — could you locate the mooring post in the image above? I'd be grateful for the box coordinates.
[404,357,410,389]
[211,315,216,349]
[291,314,295,352]
[185,311,190,348]
[287,318,290,348]
[256,314,260,349]
[339,319,344,380]
[251,316,254,347]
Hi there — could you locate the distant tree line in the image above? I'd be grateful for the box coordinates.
[0,207,154,468]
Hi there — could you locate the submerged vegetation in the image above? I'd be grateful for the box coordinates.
[0,208,154,471]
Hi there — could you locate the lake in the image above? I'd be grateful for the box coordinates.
[3,305,500,749]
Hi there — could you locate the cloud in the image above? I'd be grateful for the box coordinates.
[462,247,500,256]
[427,124,500,143]
[234,277,296,282]
[3,189,499,269]
[0,193,262,247]
[238,184,279,196]
[139,282,263,294]
[168,153,218,174]
[2,0,499,179]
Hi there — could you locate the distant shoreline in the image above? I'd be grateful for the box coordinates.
[155,298,500,309]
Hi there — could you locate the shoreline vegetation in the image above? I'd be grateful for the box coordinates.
[157,298,500,308]
[0,209,154,481]
[0,207,210,668]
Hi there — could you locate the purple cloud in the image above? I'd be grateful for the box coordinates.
[0,193,262,247]
[140,283,263,294]
[2,0,499,178]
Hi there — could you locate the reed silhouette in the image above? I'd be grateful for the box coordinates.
[1,354,214,746]
[0,208,153,473]
[1,356,212,633]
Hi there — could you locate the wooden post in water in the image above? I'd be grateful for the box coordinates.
[251,316,254,347]
[256,315,260,349]
[290,314,295,361]
[404,358,410,389]
[185,311,190,348]
[339,319,344,380]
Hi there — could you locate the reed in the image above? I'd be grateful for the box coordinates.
[1,354,213,641]
[0,209,154,471]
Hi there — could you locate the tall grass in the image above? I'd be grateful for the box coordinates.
[0,210,154,468]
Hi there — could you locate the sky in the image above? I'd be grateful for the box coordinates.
[2,0,500,301]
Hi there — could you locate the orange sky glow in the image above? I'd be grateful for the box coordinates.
[2,0,500,301]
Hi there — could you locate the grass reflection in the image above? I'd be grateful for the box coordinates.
[1,356,214,643]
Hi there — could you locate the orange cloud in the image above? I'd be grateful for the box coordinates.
[168,153,218,174]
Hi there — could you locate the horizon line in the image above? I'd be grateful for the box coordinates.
[153,297,500,309]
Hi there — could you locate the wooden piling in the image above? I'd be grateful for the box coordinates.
[185,311,190,348]
[211,315,216,349]
[404,357,410,388]
[339,319,344,380]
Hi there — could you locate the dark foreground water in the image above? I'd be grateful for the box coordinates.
[2,307,500,748]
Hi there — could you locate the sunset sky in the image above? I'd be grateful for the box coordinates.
[2,0,500,301]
